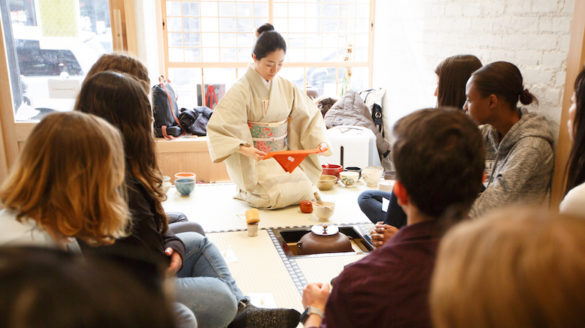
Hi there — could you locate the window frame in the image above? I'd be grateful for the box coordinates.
[158,0,376,102]
[0,0,135,180]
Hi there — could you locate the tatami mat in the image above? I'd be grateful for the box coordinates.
[206,230,304,312]
[166,181,378,325]
[163,182,375,233]
[295,254,366,286]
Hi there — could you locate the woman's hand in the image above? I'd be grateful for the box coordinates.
[318,142,332,156]
[165,247,183,275]
[370,222,399,248]
[239,145,267,161]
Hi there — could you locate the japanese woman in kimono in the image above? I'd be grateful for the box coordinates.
[207,24,329,209]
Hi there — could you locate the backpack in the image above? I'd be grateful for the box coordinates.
[152,76,184,139]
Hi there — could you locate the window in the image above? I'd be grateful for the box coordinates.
[2,0,113,121]
[161,0,374,108]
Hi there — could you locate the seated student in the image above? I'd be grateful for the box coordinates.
[431,207,585,328]
[0,246,176,328]
[358,54,483,246]
[560,67,585,216]
[465,61,554,217]
[76,70,299,328]
[302,108,485,328]
[0,110,196,327]
[0,111,129,250]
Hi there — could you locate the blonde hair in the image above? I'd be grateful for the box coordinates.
[85,53,150,93]
[431,207,585,328]
[0,112,129,246]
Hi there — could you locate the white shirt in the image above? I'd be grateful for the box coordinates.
[560,182,585,218]
[0,208,80,252]
[261,77,272,89]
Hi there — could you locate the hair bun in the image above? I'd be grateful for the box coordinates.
[256,23,275,36]
[519,88,534,105]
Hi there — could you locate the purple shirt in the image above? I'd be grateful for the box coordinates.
[321,220,441,328]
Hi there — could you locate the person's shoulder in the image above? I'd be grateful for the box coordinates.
[0,208,31,231]
[0,209,52,246]
[226,77,250,97]
[0,208,16,221]
[340,246,397,276]
[274,76,299,93]
[517,110,555,141]
[125,175,155,210]
[510,133,554,157]
[560,183,585,217]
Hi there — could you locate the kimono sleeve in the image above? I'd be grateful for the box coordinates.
[288,84,328,183]
[207,83,252,163]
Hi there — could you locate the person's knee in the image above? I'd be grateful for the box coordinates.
[177,231,207,253]
[358,190,377,209]
[175,278,238,328]
[173,302,198,328]
[358,191,374,202]
[196,286,237,328]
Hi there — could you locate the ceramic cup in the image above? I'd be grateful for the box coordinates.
[339,171,359,187]
[317,175,337,191]
[175,178,195,196]
[344,166,362,179]
[162,176,172,194]
[312,201,335,221]
[321,164,343,180]
[247,223,259,237]
[175,172,196,182]
[362,166,384,187]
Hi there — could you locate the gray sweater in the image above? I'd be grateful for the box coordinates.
[470,110,554,217]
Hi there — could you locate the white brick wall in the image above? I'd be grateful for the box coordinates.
[373,0,575,142]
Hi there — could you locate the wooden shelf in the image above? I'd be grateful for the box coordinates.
[155,136,230,182]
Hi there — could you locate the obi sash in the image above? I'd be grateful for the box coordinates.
[248,118,288,153]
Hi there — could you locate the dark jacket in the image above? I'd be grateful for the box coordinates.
[84,176,186,264]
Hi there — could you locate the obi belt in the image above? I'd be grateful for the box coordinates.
[248,118,288,153]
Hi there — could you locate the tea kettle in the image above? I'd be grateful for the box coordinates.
[297,224,352,255]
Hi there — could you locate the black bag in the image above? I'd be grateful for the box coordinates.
[178,106,213,136]
[152,77,183,138]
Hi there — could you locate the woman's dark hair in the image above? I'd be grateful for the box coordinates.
[470,61,537,108]
[75,71,169,233]
[0,246,175,328]
[252,24,286,60]
[565,67,585,195]
[435,55,482,108]
[256,23,274,36]
[392,107,484,220]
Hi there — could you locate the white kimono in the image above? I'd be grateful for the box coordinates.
[207,67,327,209]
